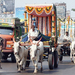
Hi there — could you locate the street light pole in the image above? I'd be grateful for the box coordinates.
[71,9,75,37]
[74,20,75,37]
[64,18,65,35]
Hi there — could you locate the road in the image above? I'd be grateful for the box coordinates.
[0,56,75,75]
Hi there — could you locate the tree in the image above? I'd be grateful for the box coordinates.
[72,9,75,11]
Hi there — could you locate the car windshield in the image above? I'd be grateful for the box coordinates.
[0,27,13,35]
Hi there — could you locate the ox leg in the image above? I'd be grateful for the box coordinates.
[32,60,35,66]
[73,53,75,63]
[32,59,38,74]
[19,57,25,70]
[14,52,21,64]
[0,60,2,69]
[40,54,43,72]
[34,61,38,74]
[17,65,21,73]
[70,50,73,62]
[23,58,27,70]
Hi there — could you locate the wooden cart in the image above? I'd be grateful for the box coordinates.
[22,4,58,69]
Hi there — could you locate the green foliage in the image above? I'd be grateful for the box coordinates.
[72,9,75,11]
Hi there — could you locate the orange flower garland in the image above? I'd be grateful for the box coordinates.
[35,7,44,15]
[45,6,52,14]
[26,6,34,14]
[26,5,52,15]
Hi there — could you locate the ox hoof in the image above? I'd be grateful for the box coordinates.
[0,67,2,69]
[21,67,24,70]
[21,68,26,71]
[71,60,74,63]
[73,59,75,63]
[34,71,37,74]
[18,69,21,73]
[17,71,21,73]
[40,68,43,72]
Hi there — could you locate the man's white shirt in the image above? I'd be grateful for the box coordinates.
[28,28,39,41]
[63,35,71,41]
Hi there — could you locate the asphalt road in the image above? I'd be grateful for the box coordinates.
[0,56,75,75]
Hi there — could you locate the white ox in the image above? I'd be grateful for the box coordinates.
[13,41,28,72]
[29,38,44,73]
[70,41,75,63]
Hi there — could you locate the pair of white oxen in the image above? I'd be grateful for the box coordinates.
[13,38,44,73]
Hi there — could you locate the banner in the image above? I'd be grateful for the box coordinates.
[0,0,15,14]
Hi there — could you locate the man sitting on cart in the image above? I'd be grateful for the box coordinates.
[61,31,72,55]
[27,18,39,42]
[63,31,71,42]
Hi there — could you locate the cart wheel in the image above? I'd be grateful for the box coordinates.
[54,51,58,68]
[48,53,54,70]
[2,53,8,60]
[59,55,63,61]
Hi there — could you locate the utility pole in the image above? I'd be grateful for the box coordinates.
[0,0,1,17]
[64,18,65,35]
[72,9,75,37]
[74,20,75,37]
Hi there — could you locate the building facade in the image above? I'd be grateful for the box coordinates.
[54,3,66,19]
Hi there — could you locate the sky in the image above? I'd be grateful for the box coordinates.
[15,0,75,18]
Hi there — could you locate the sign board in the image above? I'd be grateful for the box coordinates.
[56,5,66,19]
[0,0,15,14]
[0,18,20,27]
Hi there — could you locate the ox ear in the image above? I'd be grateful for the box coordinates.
[20,36,22,42]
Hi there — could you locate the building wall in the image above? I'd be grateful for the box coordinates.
[54,3,66,19]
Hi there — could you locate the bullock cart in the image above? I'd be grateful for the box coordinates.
[21,4,59,70]
[57,41,71,61]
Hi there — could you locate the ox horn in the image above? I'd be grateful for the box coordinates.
[37,37,42,45]
[29,36,33,44]
[38,37,42,42]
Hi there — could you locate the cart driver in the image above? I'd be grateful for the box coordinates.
[61,31,71,54]
[63,31,71,42]
[27,18,39,42]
